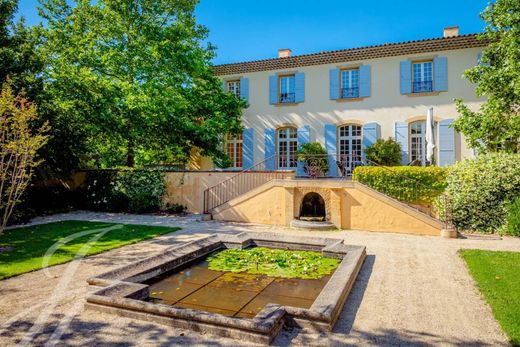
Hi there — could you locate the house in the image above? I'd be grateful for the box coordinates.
[207,27,486,173]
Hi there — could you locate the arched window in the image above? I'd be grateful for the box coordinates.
[337,124,362,171]
[277,127,298,169]
[225,133,243,169]
[410,121,426,165]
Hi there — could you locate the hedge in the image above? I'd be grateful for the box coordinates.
[437,153,520,234]
[352,166,448,204]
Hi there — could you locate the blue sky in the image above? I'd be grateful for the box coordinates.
[16,0,489,65]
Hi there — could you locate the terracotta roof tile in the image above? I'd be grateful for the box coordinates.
[214,34,487,76]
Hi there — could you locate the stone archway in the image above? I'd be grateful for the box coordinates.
[299,192,326,221]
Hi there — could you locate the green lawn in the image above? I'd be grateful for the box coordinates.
[460,249,520,346]
[0,220,180,280]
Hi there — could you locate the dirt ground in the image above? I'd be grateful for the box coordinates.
[1,211,519,346]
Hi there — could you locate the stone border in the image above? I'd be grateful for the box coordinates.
[86,232,366,345]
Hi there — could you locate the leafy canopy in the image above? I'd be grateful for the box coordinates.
[38,0,245,167]
[454,0,520,153]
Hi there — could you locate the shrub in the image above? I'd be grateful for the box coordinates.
[297,142,329,176]
[353,166,447,204]
[503,196,520,236]
[437,153,520,233]
[364,138,402,166]
[81,169,166,213]
[118,170,166,213]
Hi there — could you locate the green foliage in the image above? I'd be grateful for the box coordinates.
[38,0,245,168]
[437,153,520,233]
[453,0,520,153]
[207,247,340,280]
[503,196,520,236]
[460,250,520,346]
[83,169,166,213]
[297,142,329,176]
[0,220,179,279]
[118,170,166,213]
[164,202,187,214]
[364,138,402,166]
[353,166,447,204]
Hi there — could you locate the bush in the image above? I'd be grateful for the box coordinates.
[353,166,447,204]
[364,138,402,166]
[297,142,329,176]
[437,153,520,233]
[118,170,166,213]
[504,196,520,236]
[81,169,166,213]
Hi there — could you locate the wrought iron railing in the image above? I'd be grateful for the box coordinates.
[341,87,359,99]
[413,80,433,93]
[203,155,291,214]
[279,92,295,103]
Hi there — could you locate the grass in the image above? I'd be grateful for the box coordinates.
[0,220,180,280]
[460,249,520,346]
[207,247,340,279]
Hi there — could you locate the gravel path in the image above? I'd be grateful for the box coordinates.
[1,211,519,346]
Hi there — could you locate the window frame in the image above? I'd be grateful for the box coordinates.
[337,124,363,171]
[225,133,243,169]
[276,126,298,169]
[411,60,434,93]
[278,74,296,104]
[226,79,241,98]
[340,68,360,99]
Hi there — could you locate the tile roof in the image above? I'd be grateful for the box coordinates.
[214,34,487,76]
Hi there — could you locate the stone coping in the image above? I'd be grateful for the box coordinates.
[86,232,366,344]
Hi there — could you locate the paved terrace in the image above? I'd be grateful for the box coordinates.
[1,211,520,346]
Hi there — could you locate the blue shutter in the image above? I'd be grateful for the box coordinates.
[242,128,254,169]
[400,60,412,94]
[324,124,337,177]
[269,75,278,105]
[264,128,276,170]
[294,72,305,103]
[221,80,226,92]
[434,56,448,92]
[362,122,380,161]
[395,122,409,165]
[297,125,311,176]
[240,77,249,102]
[438,119,455,166]
[329,69,340,100]
[477,52,482,65]
[359,65,371,98]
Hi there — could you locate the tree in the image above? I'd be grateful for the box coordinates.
[38,0,245,168]
[0,82,49,234]
[364,138,402,166]
[454,0,520,153]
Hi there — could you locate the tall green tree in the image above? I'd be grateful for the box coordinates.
[454,0,520,153]
[39,0,245,168]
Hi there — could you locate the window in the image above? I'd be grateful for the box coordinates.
[226,80,241,98]
[412,61,433,93]
[410,121,426,165]
[338,124,362,171]
[279,75,295,103]
[340,69,360,98]
[225,133,243,169]
[277,127,298,169]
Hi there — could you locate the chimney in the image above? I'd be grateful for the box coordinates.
[443,26,459,38]
[278,48,292,58]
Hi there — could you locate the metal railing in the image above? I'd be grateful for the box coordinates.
[203,155,291,214]
[341,87,359,99]
[413,80,433,93]
[203,153,454,229]
[279,92,295,103]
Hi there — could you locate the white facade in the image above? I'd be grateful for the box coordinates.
[215,36,485,170]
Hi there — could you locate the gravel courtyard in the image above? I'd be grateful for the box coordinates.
[1,211,519,346]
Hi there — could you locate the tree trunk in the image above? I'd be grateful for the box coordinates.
[126,140,135,167]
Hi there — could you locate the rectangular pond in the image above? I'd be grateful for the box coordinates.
[146,257,334,319]
[86,232,366,345]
